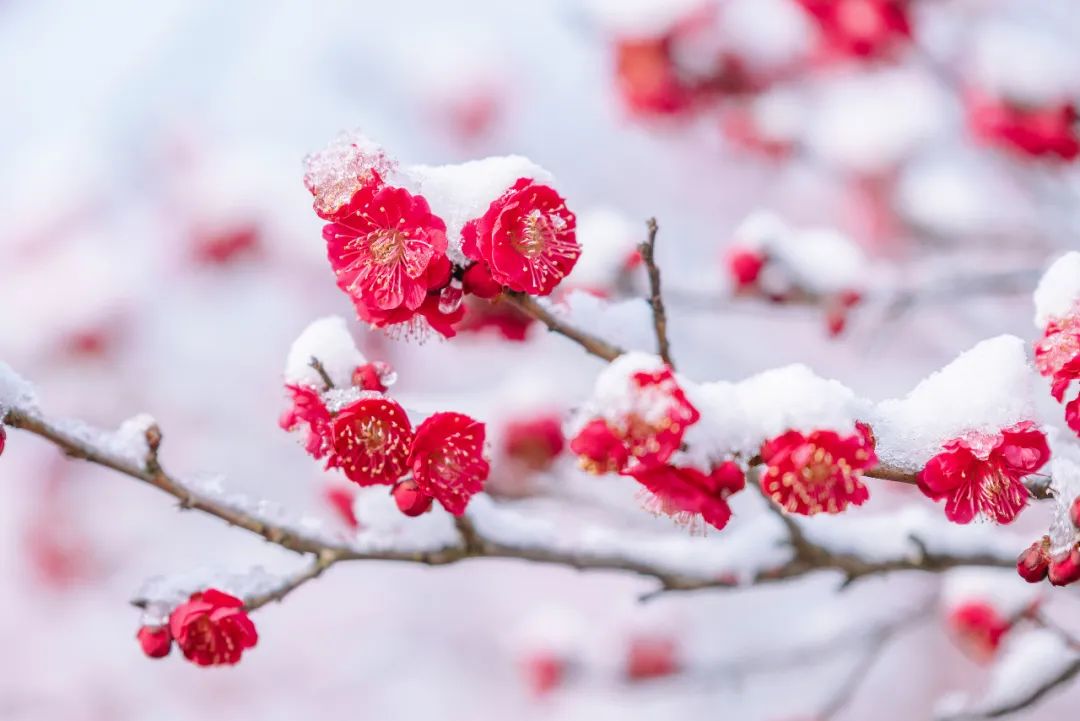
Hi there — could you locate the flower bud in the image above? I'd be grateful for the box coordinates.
[137,625,173,659]
[392,479,433,517]
[0,426,6,457]
[1070,497,1080,530]
[1016,536,1051,583]
[1048,545,1080,587]
[625,636,679,681]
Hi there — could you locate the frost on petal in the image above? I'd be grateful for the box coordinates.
[285,316,366,389]
[303,130,396,219]
[872,336,1038,471]
[404,156,554,265]
[1033,252,1080,329]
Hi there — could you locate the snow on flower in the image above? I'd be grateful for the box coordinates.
[758,423,877,515]
[168,589,258,667]
[303,130,396,220]
[916,421,1049,525]
[569,353,700,474]
[284,316,368,389]
[872,335,1039,472]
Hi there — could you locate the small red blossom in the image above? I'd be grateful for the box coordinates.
[948,601,1011,662]
[726,246,766,290]
[969,93,1080,162]
[352,362,393,393]
[1035,309,1080,436]
[503,415,565,471]
[1049,545,1080,587]
[352,257,464,339]
[391,478,434,517]
[169,589,258,666]
[0,426,5,457]
[625,636,680,681]
[137,625,173,659]
[191,221,261,266]
[462,179,579,296]
[759,424,877,516]
[324,183,449,312]
[409,412,489,515]
[798,0,912,59]
[917,422,1050,525]
[522,651,567,697]
[280,384,333,460]
[328,397,414,486]
[462,261,503,299]
[324,485,359,530]
[570,419,630,474]
[615,37,695,117]
[631,461,745,531]
[1017,537,1052,584]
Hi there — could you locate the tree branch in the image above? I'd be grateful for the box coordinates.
[639,217,675,368]
[2,405,1023,605]
[244,550,341,612]
[500,291,626,362]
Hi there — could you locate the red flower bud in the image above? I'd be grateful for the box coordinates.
[625,636,680,681]
[137,625,172,659]
[521,651,566,697]
[0,426,6,457]
[462,262,503,299]
[392,479,434,517]
[1049,545,1080,587]
[1017,537,1052,583]
[1071,497,1080,530]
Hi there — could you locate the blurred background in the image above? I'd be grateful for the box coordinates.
[2,0,1080,719]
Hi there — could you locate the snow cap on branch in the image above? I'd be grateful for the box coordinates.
[872,336,1038,471]
[1033,251,1080,329]
[285,316,366,389]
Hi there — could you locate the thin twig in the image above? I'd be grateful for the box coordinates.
[639,218,674,368]
[309,357,335,389]
[244,550,341,611]
[500,291,625,362]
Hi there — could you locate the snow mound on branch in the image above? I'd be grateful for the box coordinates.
[0,361,37,413]
[586,0,709,36]
[1033,252,1080,329]
[1048,451,1080,555]
[730,211,868,295]
[734,364,868,442]
[135,566,282,614]
[973,20,1080,106]
[721,0,812,70]
[941,569,1041,619]
[872,336,1037,471]
[285,316,365,389]
[405,156,554,266]
[948,629,1080,718]
[569,208,641,290]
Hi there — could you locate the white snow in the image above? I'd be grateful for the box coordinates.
[569,208,641,289]
[965,629,1079,715]
[872,336,1038,470]
[805,69,947,175]
[351,485,460,551]
[1048,451,1080,555]
[720,0,812,71]
[1033,252,1080,329]
[284,316,366,389]
[941,568,1041,620]
[734,364,868,443]
[586,0,709,37]
[0,361,37,413]
[404,156,555,266]
[972,20,1080,106]
[303,130,396,218]
[134,565,283,611]
[728,211,869,295]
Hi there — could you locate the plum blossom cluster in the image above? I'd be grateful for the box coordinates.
[567,354,886,528]
[590,0,913,122]
[304,132,581,339]
[724,211,868,336]
[1033,253,1080,438]
[279,317,489,517]
[137,589,258,666]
